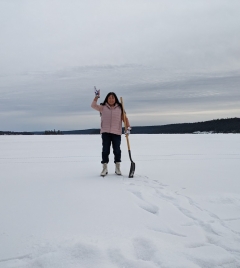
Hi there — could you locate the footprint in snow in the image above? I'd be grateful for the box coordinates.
[185,242,207,248]
[132,237,162,266]
[128,190,159,215]
[149,226,187,238]
[108,248,157,268]
[139,203,159,215]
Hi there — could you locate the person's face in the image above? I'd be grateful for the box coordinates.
[108,95,116,106]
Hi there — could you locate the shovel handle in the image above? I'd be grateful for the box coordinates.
[120,97,131,150]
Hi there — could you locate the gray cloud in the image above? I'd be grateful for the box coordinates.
[0,0,240,131]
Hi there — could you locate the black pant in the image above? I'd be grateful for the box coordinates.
[101,133,121,164]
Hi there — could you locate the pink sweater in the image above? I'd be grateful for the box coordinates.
[91,100,123,135]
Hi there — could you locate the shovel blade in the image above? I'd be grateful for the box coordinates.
[128,150,135,178]
[129,161,135,178]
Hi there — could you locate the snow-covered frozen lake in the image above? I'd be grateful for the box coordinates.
[1,134,240,268]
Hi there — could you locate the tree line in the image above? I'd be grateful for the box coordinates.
[0,131,33,135]
[44,129,63,135]
[1,118,239,135]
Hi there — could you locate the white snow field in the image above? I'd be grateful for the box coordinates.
[1,134,240,268]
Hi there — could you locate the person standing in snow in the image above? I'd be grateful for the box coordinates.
[91,87,131,176]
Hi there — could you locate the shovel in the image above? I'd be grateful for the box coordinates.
[120,97,135,178]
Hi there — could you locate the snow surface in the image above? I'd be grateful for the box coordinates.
[0,134,240,268]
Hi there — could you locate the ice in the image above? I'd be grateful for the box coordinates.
[0,134,240,267]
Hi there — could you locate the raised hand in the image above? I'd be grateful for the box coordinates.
[94,86,100,98]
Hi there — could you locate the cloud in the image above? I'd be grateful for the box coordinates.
[0,0,240,131]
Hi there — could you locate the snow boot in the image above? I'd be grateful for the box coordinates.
[101,163,108,176]
[115,162,122,175]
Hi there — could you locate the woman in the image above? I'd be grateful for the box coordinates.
[91,88,131,176]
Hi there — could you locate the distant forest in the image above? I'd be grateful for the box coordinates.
[0,131,33,135]
[130,117,240,134]
[62,118,240,134]
[1,118,240,135]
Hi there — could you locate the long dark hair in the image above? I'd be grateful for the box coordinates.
[100,92,123,114]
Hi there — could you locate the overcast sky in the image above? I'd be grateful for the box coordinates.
[0,0,240,131]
